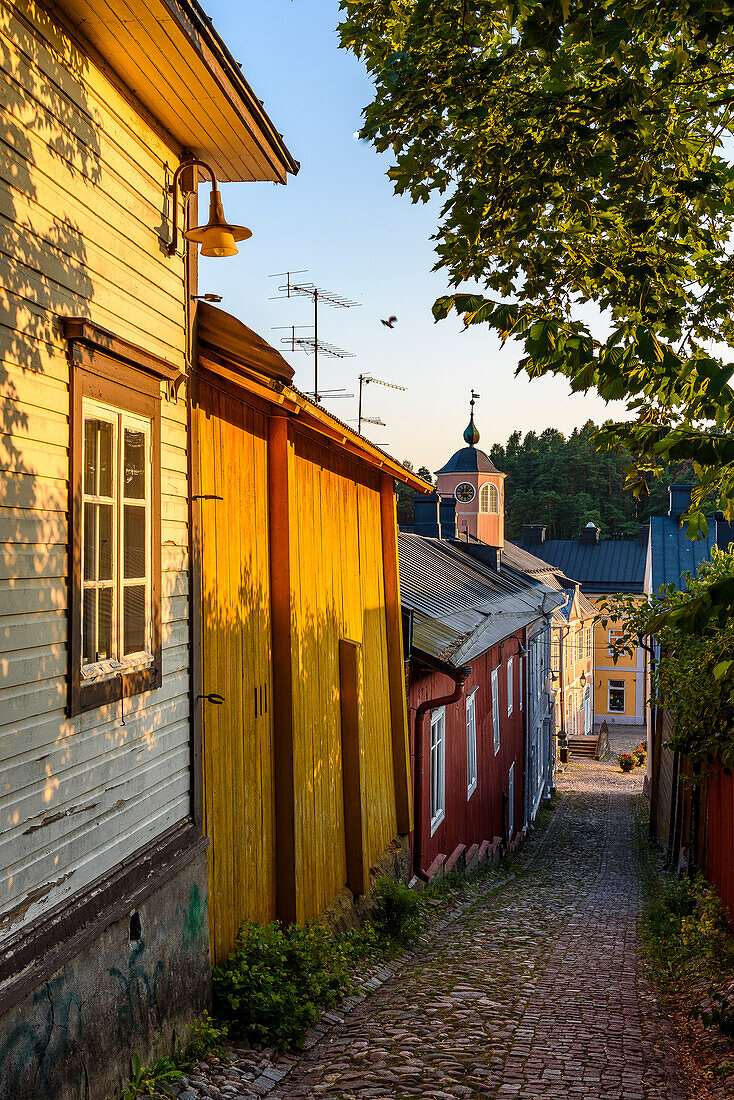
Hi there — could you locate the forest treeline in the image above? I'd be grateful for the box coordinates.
[399,421,694,538]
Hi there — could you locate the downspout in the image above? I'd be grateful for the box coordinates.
[413,664,471,882]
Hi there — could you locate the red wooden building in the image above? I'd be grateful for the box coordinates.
[398,533,562,881]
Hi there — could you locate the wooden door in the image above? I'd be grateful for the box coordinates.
[196,377,275,962]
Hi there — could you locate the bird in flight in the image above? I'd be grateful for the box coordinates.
[381,315,397,328]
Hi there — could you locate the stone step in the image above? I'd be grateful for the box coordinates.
[569,736,599,758]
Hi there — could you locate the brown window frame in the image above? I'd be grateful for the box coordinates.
[64,320,177,716]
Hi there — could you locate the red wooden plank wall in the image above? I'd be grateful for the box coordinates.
[707,767,734,925]
[407,634,525,874]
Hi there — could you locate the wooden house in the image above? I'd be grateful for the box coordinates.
[398,532,563,880]
[193,303,429,961]
[0,1,295,1096]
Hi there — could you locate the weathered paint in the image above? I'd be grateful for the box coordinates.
[706,768,734,925]
[0,0,191,940]
[196,376,410,960]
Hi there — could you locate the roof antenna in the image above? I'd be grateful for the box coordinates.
[464,390,481,447]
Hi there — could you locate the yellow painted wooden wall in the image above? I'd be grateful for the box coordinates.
[289,429,396,922]
[197,377,275,962]
[197,382,406,959]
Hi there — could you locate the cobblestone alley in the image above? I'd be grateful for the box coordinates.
[271,733,684,1100]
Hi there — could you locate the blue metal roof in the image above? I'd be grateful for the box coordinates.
[513,538,647,594]
[649,515,717,593]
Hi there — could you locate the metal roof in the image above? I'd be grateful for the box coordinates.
[398,533,565,665]
[434,447,501,476]
[648,515,717,593]
[514,537,647,594]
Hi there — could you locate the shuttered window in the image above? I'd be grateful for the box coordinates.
[507,656,514,716]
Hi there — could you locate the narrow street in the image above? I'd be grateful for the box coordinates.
[272,732,684,1100]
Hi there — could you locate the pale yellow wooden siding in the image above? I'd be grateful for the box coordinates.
[197,379,275,964]
[0,0,191,937]
[289,430,396,922]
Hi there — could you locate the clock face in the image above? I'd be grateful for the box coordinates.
[455,482,476,504]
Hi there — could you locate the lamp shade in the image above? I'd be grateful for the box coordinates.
[184,187,252,258]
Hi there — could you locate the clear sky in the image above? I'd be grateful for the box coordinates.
[200,0,625,472]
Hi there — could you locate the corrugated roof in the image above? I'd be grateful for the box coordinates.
[649,515,717,593]
[398,533,564,665]
[514,537,646,594]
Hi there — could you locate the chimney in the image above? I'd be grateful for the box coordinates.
[580,522,600,545]
[669,484,693,519]
[439,495,456,540]
[522,524,546,545]
[638,524,650,546]
[413,493,441,538]
[715,511,734,551]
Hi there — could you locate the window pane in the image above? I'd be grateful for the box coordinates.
[84,418,113,497]
[124,505,146,579]
[83,503,113,581]
[84,587,113,663]
[123,585,146,655]
[82,588,96,663]
[124,428,146,499]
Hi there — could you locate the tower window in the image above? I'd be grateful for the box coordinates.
[479,483,499,514]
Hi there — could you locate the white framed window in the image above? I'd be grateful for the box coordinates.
[508,762,515,839]
[492,667,500,754]
[586,624,592,659]
[430,707,446,833]
[576,628,583,662]
[607,627,624,656]
[466,689,478,798]
[609,679,625,713]
[81,398,153,678]
[479,482,499,513]
[507,656,514,716]
[519,655,524,711]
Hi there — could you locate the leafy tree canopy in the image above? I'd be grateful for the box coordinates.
[339,0,734,624]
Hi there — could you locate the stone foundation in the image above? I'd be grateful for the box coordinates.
[0,852,210,1100]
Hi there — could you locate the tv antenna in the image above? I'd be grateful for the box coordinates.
[269,271,360,402]
[357,374,406,434]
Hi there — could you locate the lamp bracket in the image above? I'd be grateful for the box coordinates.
[163,154,217,256]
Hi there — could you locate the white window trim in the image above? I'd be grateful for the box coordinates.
[430,706,446,834]
[492,667,500,755]
[507,655,514,717]
[81,397,153,682]
[466,688,478,799]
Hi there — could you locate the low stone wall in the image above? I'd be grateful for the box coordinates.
[0,853,210,1100]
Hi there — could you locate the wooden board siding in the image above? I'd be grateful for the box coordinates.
[0,0,191,939]
[408,641,525,873]
[196,383,406,957]
[706,768,734,925]
[289,430,396,922]
[196,378,275,963]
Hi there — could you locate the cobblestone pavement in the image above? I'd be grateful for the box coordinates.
[268,731,686,1100]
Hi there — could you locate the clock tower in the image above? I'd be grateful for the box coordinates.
[435,393,506,547]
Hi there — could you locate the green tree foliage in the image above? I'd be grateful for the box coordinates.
[496,420,692,538]
[338,1,734,624]
[601,548,734,766]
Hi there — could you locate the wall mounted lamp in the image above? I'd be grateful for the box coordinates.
[501,636,526,658]
[580,671,587,688]
[165,156,252,258]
